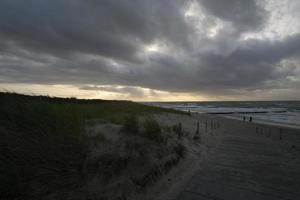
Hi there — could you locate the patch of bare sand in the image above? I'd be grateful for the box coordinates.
[135,112,300,200]
[134,113,225,200]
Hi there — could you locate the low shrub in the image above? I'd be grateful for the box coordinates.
[121,114,139,134]
[143,117,165,143]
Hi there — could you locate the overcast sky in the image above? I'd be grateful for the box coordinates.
[0,0,299,101]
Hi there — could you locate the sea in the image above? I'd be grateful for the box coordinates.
[145,101,300,129]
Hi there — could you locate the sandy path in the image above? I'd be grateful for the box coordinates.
[175,114,300,200]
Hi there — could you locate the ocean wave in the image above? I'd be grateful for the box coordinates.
[146,101,300,128]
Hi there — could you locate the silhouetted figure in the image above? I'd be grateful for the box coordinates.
[243,116,246,121]
[249,116,252,122]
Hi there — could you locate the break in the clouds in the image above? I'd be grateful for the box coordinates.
[0,0,300,100]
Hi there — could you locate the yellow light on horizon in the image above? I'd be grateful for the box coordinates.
[0,83,210,101]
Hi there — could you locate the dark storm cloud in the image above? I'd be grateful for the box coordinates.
[0,0,139,61]
[124,33,300,93]
[198,0,268,32]
[0,0,189,62]
[197,33,300,87]
[0,0,299,97]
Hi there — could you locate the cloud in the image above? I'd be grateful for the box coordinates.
[0,0,299,99]
[0,0,190,62]
[80,85,146,98]
[198,0,268,32]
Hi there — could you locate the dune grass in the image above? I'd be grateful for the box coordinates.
[0,92,186,199]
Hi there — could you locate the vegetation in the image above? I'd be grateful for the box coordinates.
[142,117,165,143]
[0,92,187,199]
[121,114,139,134]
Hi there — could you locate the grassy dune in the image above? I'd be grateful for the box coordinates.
[0,92,186,199]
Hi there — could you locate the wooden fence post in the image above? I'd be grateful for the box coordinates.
[279,128,282,140]
[196,121,199,135]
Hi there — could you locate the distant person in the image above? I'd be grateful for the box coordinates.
[243,116,246,121]
[249,116,252,122]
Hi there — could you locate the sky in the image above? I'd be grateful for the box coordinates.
[0,0,300,101]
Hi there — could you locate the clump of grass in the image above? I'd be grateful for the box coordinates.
[121,114,139,134]
[120,115,165,144]
[142,117,165,143]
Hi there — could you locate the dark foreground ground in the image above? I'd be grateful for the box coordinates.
[0,92,187,200]
[1,92,299,200]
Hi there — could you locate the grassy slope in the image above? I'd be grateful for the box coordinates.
[0,92,186,199]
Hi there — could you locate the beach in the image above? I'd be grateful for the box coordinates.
[145,101,300,129]
[1,0,300,199]
[146,112,300,200]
